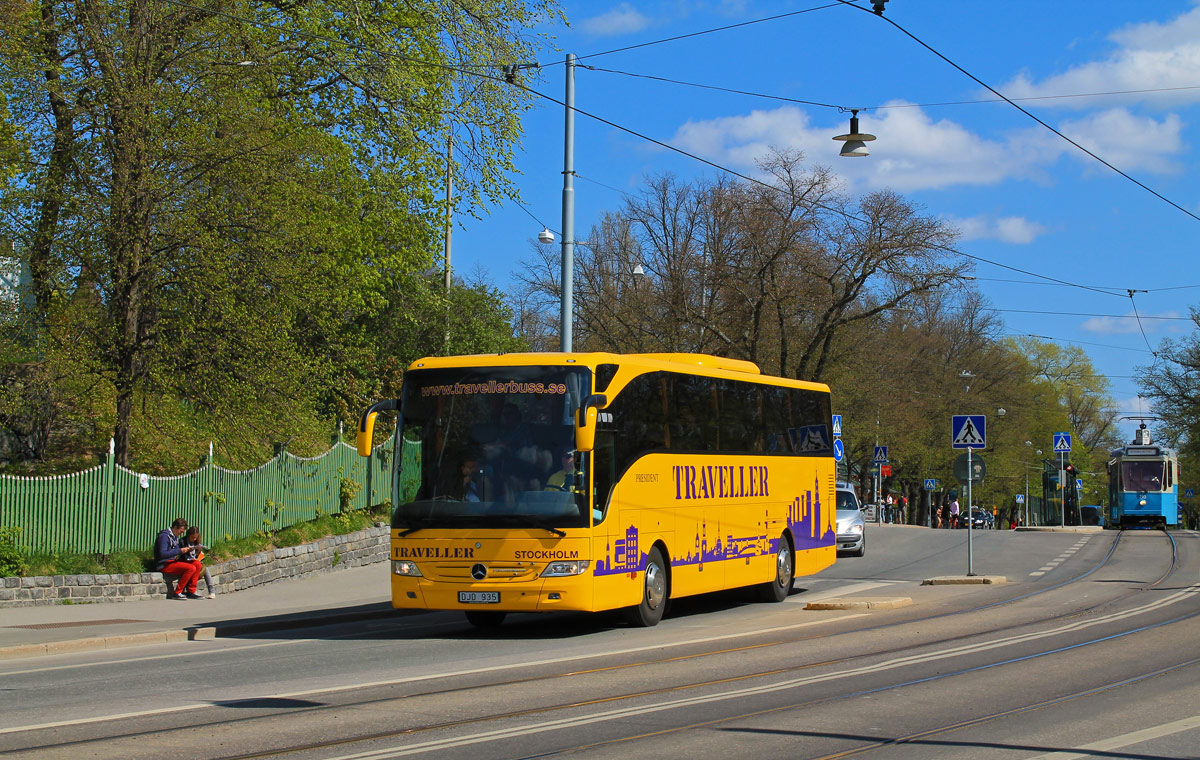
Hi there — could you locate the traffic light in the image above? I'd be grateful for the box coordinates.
[1064,463,1076,477]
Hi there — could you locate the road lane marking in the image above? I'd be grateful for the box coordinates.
[0,613,868,735]
[1022,714,1200,759]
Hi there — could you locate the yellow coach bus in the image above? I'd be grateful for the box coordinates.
[357,352,836,627]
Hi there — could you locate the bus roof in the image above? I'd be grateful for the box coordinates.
[406,352,829,392]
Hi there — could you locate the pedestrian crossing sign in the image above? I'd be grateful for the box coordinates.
[924,478,937,490]
[873,445,888,463]
[1053,432,1072,453]
[832,415,842,437]
[951,415,986,449]
[1016,494,1025,503]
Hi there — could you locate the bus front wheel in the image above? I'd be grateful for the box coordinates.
[624,547,668,627]
[758,535,795,602]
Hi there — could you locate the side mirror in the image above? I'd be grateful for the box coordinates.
[574,393,607,453]
[356,399,398,457]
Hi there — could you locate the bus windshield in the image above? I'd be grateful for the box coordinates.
[396,366,591,531]
[1122,460,1166,492]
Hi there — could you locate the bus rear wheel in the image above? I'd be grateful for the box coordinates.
[624,547,668,627]
[758,535,795,602]
[465,610,507,628]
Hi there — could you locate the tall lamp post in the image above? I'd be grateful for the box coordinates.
[560,53,576,352]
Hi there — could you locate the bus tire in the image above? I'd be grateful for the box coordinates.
[465,610,507,628]
[759,535,795,602]
[624,546,668,627]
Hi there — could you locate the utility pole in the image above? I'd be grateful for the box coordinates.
[560,53,576,352]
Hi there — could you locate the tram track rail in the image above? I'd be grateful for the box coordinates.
[1,530,1187,760]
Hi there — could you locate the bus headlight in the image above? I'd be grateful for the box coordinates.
[541,560,590,577]
[392,560,423,577]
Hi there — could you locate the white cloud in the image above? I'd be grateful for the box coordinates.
[1082,310,1182,335]
[1056,109,1185,175]
[948,215,1048,244]
[578,3,653,36]
[665,101,1185,194]
[999,5,1200,108]
[669,103,1056,192]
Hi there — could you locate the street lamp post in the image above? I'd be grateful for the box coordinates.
[560,53,576,352]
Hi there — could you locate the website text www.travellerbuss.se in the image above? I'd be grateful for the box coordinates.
[419,381,568,397]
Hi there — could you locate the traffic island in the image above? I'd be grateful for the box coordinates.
[921,575,1007,585]
[805,597,913,610]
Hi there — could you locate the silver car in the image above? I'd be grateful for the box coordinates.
[836,486,866,557]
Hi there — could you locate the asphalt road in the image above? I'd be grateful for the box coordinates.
[2,525,1197,760]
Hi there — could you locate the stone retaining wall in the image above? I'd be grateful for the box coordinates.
[0,525,390,608]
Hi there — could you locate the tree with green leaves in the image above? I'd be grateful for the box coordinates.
[1138,308,1200,463]
[1,0,559,467]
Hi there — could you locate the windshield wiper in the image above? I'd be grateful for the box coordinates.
[503,516,567,538]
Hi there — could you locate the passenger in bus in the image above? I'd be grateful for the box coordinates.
[459,454,485,502]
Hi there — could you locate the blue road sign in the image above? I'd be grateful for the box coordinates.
[924,478,937,490]
[1186,488,1195,499]
[833,438,845,462]
[951,415,987,449]
[1053,432,1072,453]
[1015,494,1025,503]
[1077,478,1083,489]
[873,445,888,463]
[831,415,842,437]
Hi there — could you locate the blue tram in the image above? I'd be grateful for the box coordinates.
[1107,424,1179,529]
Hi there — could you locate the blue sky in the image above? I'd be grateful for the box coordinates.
[452,1,1200,444]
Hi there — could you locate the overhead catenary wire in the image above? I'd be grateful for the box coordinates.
[845,0,1200,224]
[585,65,1200,113]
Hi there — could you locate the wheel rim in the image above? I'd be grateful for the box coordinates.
[775,543,793,587]
[644,560,666,610]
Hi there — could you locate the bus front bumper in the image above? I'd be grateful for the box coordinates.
[391,574,596,613]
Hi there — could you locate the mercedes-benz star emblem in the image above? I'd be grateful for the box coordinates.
[471,563,487,580]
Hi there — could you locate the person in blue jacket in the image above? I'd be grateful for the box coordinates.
[154,518,203,599]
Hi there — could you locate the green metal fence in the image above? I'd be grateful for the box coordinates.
[0,436,414,556]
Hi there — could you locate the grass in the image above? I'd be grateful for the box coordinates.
[14,504,390,578]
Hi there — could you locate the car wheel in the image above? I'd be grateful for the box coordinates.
[623,546,668,627]
[852,535,866,557]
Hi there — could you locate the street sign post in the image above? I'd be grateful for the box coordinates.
[952,414,986,576]
[1053,432,1072,528]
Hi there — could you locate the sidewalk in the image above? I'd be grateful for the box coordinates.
[0,562,396,660]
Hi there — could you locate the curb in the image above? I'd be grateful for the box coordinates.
[805,596,913,611]
[921,575,1007,585]
[0,605,400,662]
[0,630,190,661]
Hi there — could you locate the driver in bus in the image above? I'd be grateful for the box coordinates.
[546,449,580,493]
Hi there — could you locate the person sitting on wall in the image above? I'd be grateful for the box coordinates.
[155,517,204,600]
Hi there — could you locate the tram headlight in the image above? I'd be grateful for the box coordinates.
[541,560,590,577]
[1139,498,1147,507]
[391,560,423,576]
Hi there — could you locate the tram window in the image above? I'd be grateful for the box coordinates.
[1122,460,1165,492]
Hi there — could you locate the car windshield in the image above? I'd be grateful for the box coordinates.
[395,366,591,530]
[836,491,859,510]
